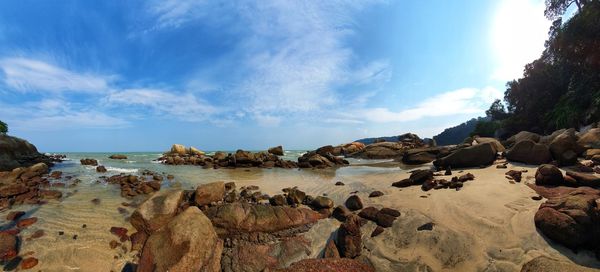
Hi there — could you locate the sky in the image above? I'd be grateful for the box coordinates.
[0,0,553,152]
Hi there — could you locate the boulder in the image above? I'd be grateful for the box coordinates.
[80,158,98,166]
[434,142,497,168]
[96,165,107,173]
[340,142,366,155]
[204,202,324,235]
[269,194,287,206]
[584,149,600,159]
[392,178,413,188]
[311,196,334,209]
[170,144,187,155]
[19,162,48,181]
[535,165,564,186]
[0,134,52,171]
[0,233,17,261]
[505,131,541,147]
[138,207,223,272]
[401,147,442,165]
[549,129,584,166]
[344,195,363,211]
[349,142,404,159]
[506,140,552,165]
[533,188,600,250]
[195,182,225,206]
[565,171,600,187]
[268,146,284,156]
[409,170,434,184]
[109,154,127,160]
[188,146,205,156]
[221,236,311,272]
[276,258,375,272]
[472,136,506,152]
[332,205,352,222]
[578,128,600,149]
[337,215,362,258]
[130,190,184,234]
[323,239,340,258]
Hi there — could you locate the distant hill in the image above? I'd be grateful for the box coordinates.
[433,117,488,146]
[354,135,399,145]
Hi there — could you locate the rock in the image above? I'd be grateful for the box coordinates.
[409,170,434,184]
[138,207,223,272]
[376,212,396,228]
[110,226,129,242]
[188,146,205,156]
[80,158,98,166]
[20,257,38,269]
[17,217,37,228]
[311,196,334,209]
[20,162,49,180]
[421,179,436,191]
[335,181,345,186]
[96,165,107,173]
[109,154,128,160]
[434,142,497,168]
[276,258,375,272]
[130,231,148,251]
[521,256,596,272]
[534,164,564,186]
[194,182,225,206]
[380,208,401,217]
[533,188,600,249]
[337,215,362,258]
[584,149,600,159]
[458,173,475,182]
[269,194,287,206]
[349,142,405,159]
[0,134,53,171]
[549,129,584,166]
[6,211,25,221]
[532,195,543,201]
[358,207,380,221]
[344,195,363,211]
[505,131,541,147]
[0,183,29,198]
[0,232,17,261]
[368,191,384,198]
[392,178,413,188]
[473,136,506,152]
[332,205,352,222]
[286,188,307,205]
[505,170,522,182]
[578,128,600,149]
[30,229,44,239]
[130,190,184,234]
[371,226,385,237]
[169,144,187,155]
[221,236,311,272]
[565,171,600,187]
[268,146,284,156]
[204,202,325,235]
[401,150,438,165]
[417,222,434,231]
[506,140,552,165]
[50,171,62,179]
[323,239,340,258]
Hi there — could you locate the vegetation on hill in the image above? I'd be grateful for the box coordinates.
[476,0,600,137]
[433,117,488,145]
[0,120,7,134]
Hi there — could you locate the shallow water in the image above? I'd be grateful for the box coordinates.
[1,152,410,271]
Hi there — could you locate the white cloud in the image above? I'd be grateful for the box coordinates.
[358,86,503,123]
[107,88,218,121]
[0,99,128,131]
[490,0,551,81]
[0,57,111,93]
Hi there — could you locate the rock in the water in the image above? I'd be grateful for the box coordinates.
[109,154,128,160]
[268,146,284,156]
[80,158,98,166]
[534,164,564,186]
[344,195,363,211]
[195,182,225,206]
[371,226,385,237]
[337,215,362,258]
[276,258,375,272]
[520,256,596,272]
[6,211,25,221]
[96,165,107,173]
[169,144,187,155]
[204,202,324,235]
[130,190,184,234]
[0,232,17,261]
[434,142,497,168]
[138,207,223,272]
[506,140,552,165]
[20,257,38,269]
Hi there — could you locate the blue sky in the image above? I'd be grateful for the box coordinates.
[0,0,552,152]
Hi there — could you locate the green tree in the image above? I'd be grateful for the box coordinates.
[485,99,509,121]
[544,0,589,20]
[0,120,7,134]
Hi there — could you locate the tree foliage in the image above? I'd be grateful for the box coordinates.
[492,1,600,135]
[0,120,7,134]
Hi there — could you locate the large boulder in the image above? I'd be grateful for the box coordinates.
[195,182,225,206]
[548,129,584,166]
[268,146,284,156]
[533,188,600,250]
[188,146,205,156]
[337,215,362,258]
[204,202,325,235]
[170,144,187,155]
[401,147,447,165]
[578,128,600,149]
[109,154,128,160]
[433,142,497,168]
[565,171,600,187]
[130,190,184,234]
[534,164,564,186]
[504,131,541,147]
[0,134,51,171]
[138,207,223,272]
[221,236,311,272]
[472,136,506,152]
[506,140,552,165]
[339,142,366,155]
[349,142,404,159]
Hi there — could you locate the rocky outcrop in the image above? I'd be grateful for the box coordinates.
[548,129,584,166]
[204,202,325,236]
[506,140,552,165]
[521,256,596,272]
[109,154,127,160]
[268,146,284,156]
[138,207,223,272]
[402,147,449,165]
[221,236,311,272]
[504,131,541,148]
[195,182,225,206]
[0,134,53,171]
[105,174,161,198]
[80,158,98,166]
[0,163,62,210]
[472,136,506,152]
[533,188,600,251]
[349,142,406,159]
[0,232,18,261]
[433,142,498,168]
[297,148,349,168]
[130,190,184,234]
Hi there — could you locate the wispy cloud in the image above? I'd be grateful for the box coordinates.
[107,88,218,122]
[0,57,111,93]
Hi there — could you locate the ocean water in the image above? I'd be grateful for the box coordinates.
[1,151,416,271]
